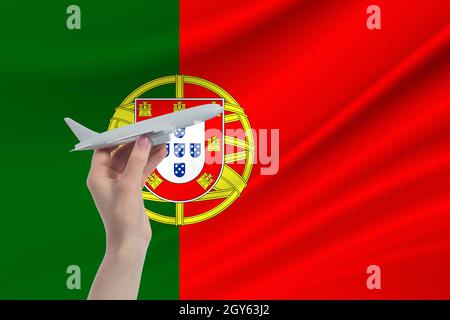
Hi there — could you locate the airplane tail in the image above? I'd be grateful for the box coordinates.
[64,118,98,142]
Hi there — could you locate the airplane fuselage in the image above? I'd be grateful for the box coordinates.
[72,104,222,151]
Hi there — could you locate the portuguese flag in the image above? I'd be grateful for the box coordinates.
[1,0,450,299]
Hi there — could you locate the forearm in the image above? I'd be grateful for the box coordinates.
[88,241,148,300]
[85,139,163,300]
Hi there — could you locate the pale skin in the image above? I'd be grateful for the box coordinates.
[86,136,166,300]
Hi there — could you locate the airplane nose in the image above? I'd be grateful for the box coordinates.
[213,104,223,114]
[198,103,223,119]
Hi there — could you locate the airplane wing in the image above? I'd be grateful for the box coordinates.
[148,131,172,145]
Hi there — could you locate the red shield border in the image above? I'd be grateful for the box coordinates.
[135,98,224,202]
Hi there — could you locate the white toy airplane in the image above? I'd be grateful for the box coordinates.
[65,103,222,151]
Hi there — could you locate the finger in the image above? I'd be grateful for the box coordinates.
[111,142,163,179]
[109,142,135,176]
[149,143,166,157]
[89,148,112,178]
[142,144,166,186]
[145,144,166,174]
[122,136,152,184]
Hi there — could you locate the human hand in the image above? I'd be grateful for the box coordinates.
[87,136,165,300]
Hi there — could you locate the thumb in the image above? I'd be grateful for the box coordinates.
[122,136,151,184]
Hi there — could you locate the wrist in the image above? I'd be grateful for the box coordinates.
[106,235,149,263]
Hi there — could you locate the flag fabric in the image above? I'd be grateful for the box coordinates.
[1,0,450,299]
[178,0,450,299]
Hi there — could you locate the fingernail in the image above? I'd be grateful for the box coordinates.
[138,136,150,149]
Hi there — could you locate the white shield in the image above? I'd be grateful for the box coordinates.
[157,122,205,184]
